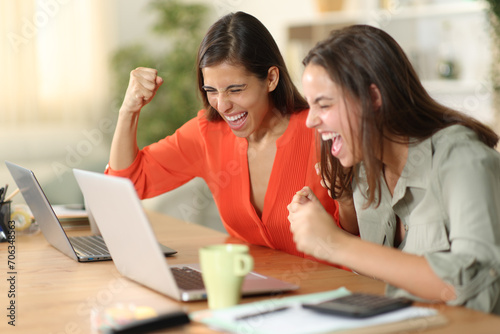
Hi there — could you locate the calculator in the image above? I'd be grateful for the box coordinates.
[302,293,413,318]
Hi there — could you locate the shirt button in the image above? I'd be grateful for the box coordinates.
[404,225,409,232]
[387,221,391,227]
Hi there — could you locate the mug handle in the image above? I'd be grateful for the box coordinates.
[234,254,254,277]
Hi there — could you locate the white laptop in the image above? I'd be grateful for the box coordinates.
[73,168,299,302]
[5,161,176,262]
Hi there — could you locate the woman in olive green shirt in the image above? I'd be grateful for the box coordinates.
[288,25,500,313]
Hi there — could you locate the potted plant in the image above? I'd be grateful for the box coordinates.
[110,0,210,147]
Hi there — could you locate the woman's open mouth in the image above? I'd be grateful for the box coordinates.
[321,132,343,157]
[224,111,248,130]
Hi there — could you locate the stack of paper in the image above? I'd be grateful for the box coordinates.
[190,288,447,334]
[52,204,90,229]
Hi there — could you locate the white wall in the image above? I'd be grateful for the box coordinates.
[112,0,318,61]
[203,0,317,51]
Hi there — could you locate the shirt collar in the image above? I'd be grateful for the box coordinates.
[391,137,432,204]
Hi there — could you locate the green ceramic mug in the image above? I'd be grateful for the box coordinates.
[199,244,254,309]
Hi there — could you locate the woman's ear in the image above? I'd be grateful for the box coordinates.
[267,66,279,92]
[369,84,382,110]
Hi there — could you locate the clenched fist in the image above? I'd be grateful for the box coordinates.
[288,186,347,263]
[120,67,164,115]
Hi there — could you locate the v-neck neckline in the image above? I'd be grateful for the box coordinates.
[239,113,297,222]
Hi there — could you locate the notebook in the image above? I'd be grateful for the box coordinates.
[73,168,299,301]
[5,161,177,262]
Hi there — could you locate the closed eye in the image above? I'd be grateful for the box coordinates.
[203,88,217,94]
[202,84,247,94]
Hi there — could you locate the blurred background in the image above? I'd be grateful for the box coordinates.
[1,0,498,233]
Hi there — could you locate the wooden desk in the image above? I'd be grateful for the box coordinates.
[1,211,499,333]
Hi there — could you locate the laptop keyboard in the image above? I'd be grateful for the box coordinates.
[171,267,205,290]
[70,235,109,256]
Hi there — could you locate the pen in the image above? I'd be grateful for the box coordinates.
[2,184,7,202]
[235,306,290,321]
[4,188,19,202]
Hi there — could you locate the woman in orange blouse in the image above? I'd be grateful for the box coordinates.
[106,12,358,260]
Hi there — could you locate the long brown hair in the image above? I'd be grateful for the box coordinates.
[196,11,308,121]
[303,25,499,207]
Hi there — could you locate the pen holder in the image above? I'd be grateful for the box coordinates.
[0,201,12,242]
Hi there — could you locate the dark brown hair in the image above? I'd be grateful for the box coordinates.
[303,24,499,207]
[196,11,308,121]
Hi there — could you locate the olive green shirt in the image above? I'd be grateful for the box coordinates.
[353,125,500,314]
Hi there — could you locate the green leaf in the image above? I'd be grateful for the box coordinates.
[110,0,210,148]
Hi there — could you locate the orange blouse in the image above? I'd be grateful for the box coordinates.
[106,109,340,261]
